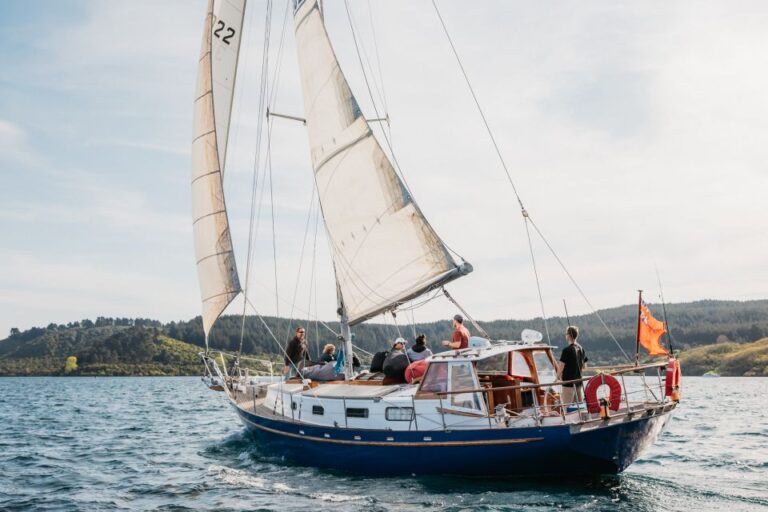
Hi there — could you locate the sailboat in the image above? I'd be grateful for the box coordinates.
[192,0,680,476]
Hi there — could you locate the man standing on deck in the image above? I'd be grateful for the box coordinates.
[284,326,310,377]
[441,314,470,350]
[557,326,588,404]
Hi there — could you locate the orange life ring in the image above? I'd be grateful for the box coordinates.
[585,374,622,413]
[665,358,682,398]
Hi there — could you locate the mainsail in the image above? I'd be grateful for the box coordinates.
[191,0,246,339]
[293,0,471,325]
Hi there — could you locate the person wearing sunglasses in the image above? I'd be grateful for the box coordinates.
[284,326,310,377]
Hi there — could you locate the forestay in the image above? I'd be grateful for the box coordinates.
[292,0,470,325]
[191,0,246,339]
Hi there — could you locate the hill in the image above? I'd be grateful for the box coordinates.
[677,338,768,376]
[1,299,767,376]
[162,299,768,365]
[0,326,205,376]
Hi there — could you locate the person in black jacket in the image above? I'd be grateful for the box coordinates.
[382,338,409,382]
[284,326,310,377]
[556,325,588,404]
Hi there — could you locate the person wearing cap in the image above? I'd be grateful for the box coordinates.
[442,315,470,350]
[383,338,409,382]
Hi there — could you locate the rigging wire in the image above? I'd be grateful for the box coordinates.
[430,0,630,361]
[524,217,552,345]
[407,306,418,340]
[268,0,291,108]
[366,0,389,112]
[247,277,340,337]
[390,311,403,340]
[430,0,524,211]
[309,202,322,358]
[344,1,389,125]
[242,296,338,412]
[365,0,393,144]
[282,188,318,341]
[238,0,273,360]
[267,122,280,326]
[226,0,259,181]
[527,217,632,361]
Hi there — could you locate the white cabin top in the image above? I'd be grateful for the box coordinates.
[429,339,556,363]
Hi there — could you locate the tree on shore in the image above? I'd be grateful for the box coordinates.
[64,356,78,374]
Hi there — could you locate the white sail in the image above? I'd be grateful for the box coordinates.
[292,0,470,325]
[192,0,246,339]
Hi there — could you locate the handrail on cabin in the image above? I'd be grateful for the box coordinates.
[434,361,667,397]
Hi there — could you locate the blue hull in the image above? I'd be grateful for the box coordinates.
[234,405,674,476]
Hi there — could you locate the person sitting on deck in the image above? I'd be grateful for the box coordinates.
[556,325,588,405]
[320,343,336,362]
[441,314,470,350]
[407,334,433,361]
[382,338,409,382]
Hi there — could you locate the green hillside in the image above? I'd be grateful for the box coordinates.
[2,299,767,376]
[677,338,768,376]
[0,326,204,376]
[162,299,768,365]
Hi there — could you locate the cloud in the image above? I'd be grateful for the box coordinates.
[0,119,42,167]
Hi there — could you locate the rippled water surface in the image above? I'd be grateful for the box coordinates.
[0,376,766,511]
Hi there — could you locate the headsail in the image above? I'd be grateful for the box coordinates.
[192,0,246,339]
[292,0,471,325]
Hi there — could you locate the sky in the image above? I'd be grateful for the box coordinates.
[1,0,767,338]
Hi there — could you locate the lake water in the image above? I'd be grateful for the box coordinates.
[0,376,766,511]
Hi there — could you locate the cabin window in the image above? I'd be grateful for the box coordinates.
[419,362,448,393]
[386,407,414,421]
[346,408,369,418]
[448,362,483,411]
[511,351,532,378]
[312,405,324,415]
[532,350,557,385]
[476,353,507,374]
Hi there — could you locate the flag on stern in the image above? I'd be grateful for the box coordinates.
[639,300,668,357]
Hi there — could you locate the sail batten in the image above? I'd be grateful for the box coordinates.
[191,0,246,340]
[292,0,470,324]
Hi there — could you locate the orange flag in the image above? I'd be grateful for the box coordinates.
[639,301,668,357]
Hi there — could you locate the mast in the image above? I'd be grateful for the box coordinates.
[291,0,472,342]
[191,0,247,347]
